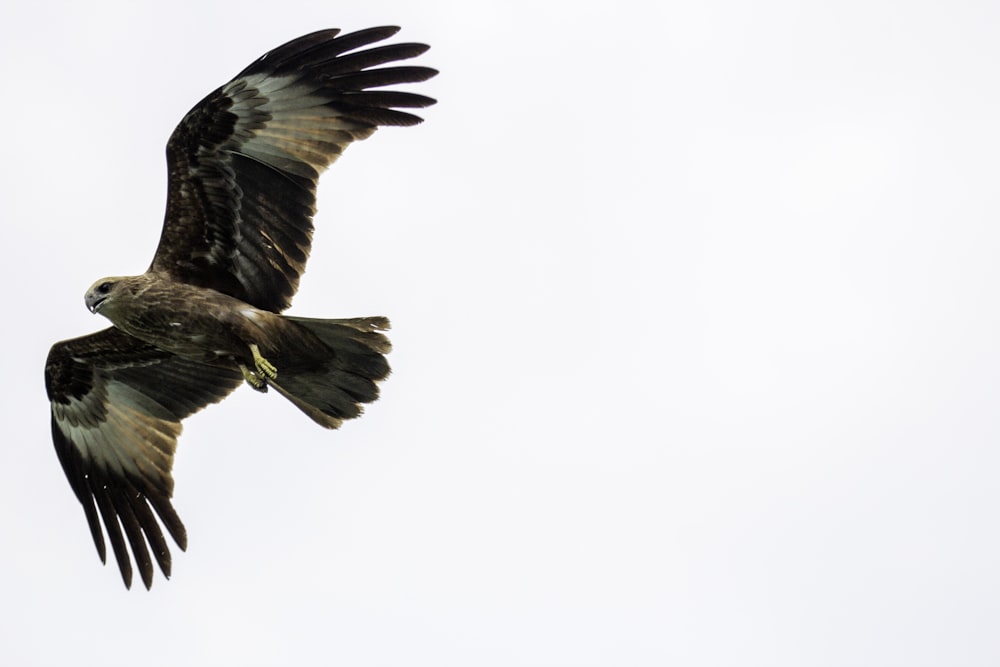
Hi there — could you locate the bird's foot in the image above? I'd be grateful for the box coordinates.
[239,364,268,392]
[249,343,278,380]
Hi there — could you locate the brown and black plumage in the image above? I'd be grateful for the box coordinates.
[44,27,436,589]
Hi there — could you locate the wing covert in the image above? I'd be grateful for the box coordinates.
[45,328,243,589]
[150,26,437,312]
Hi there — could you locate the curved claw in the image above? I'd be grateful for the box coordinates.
[250,343,277,379]
[239,364,268,392]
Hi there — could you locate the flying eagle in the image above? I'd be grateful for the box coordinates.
[43,27,436,589]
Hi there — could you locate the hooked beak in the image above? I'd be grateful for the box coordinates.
[85,292,107,314]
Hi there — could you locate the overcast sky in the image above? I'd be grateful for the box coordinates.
[3,0,1000,665]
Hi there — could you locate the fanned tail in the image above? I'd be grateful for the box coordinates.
[268,316,391,428]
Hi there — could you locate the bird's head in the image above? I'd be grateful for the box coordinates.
[84,277,127,316]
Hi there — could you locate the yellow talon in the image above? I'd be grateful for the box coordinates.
[239,364,268,392]
[250,343,277,379]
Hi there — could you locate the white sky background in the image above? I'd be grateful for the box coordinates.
[2,0,999,664]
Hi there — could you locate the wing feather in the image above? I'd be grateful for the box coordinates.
[46,328,243,588]
[150,26,437,312]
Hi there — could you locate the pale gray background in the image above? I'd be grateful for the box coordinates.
[2,0,999,665]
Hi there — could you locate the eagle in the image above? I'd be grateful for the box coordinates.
[43,27,436,589]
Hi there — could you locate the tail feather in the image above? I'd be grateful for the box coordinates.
[268,316,391,429]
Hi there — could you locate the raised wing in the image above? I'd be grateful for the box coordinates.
[45,328,243,589]
[150,26,437,312]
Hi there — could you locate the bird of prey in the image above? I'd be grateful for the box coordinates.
[43,27,436,589]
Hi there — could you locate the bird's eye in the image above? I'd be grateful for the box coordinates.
[98,282,112,294]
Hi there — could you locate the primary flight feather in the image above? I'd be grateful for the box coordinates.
[44,26,436,589]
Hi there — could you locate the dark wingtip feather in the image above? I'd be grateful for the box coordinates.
[324,66,439,93]
[94,489,133,589]
[246,26,414,77]
[113,487,155,590]
[148,494,188,551]
[82,497,108,565]
[131,497,173,578]
[342,90,437,109]
[327,25,403,55]
[245,28,343,74]
[322,42,431,74]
